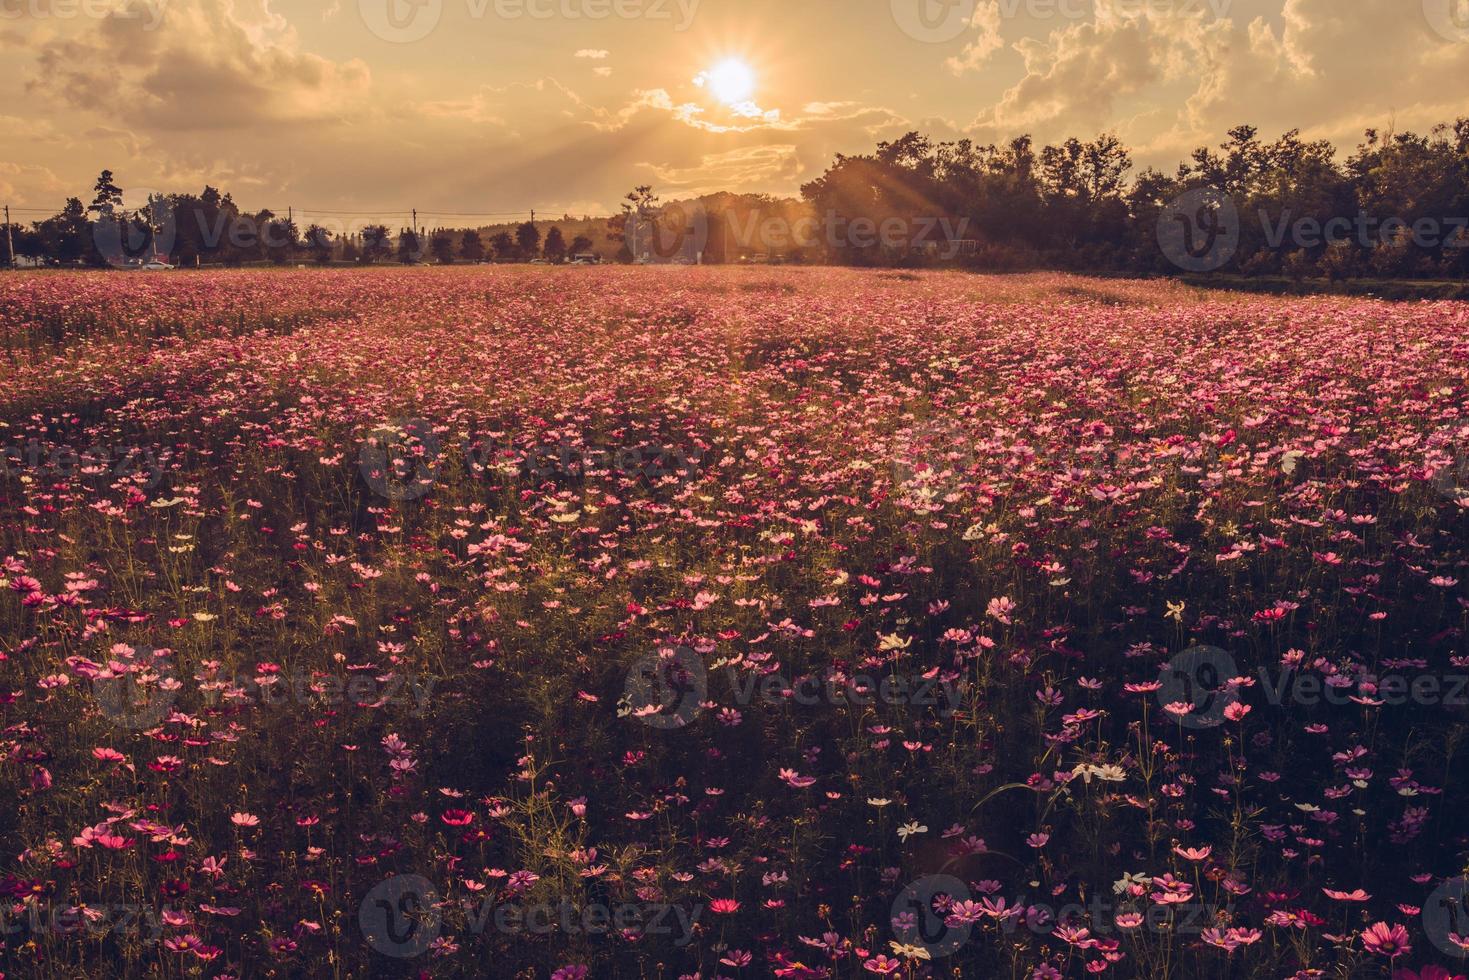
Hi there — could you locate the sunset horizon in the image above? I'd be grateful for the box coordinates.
[4,0,1469,216]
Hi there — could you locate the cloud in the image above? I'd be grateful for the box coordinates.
[802,101,858,116]
[956,0,1469,167]
[19,0,371,131]
[416,76,619,132]
[643,145,803,197]
[24,0,1464,216]
[946,1,1007,75]
[972,7,1199,134]
[0,161,69,202]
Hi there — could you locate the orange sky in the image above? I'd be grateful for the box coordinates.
[3,0,1469,221]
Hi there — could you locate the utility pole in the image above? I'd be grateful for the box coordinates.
[2,204,11,361]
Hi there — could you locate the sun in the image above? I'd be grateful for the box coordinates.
[701,58,756,106]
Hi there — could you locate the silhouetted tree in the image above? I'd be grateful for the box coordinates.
[543,226,567,263]
[304,225,334,264]
[88,170,124,219]
[37,199,91,265]
[516,221,540,258]
[264,218,300,264]
[397,229,422,264]
[361,225,391,263]
[610,185,658,261]
[431,231,455,264]
[460,230,485,263]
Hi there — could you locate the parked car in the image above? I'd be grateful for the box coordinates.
[141,260,175,271]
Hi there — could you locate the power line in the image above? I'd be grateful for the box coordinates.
[419,209,539,215]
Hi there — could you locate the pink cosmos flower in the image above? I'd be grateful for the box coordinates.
[1361,922,1412,958]
[779,768,817,788]
[1223,702,1251,721]
[1392,968,1467,980]
[1324,888,1371,902]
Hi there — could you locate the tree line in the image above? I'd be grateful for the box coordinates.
[0,174,597,268]
[790,119,1469,278]
[6,117,1468,280]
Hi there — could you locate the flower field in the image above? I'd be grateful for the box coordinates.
[1,265,1467,979]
